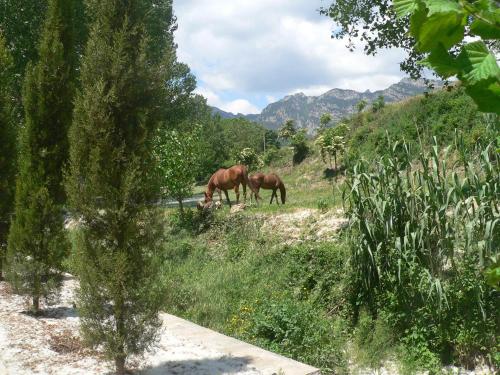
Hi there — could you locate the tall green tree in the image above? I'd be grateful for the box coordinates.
[264,129,280,150]
[66,1,169,373]
[156,127,200,214]
[291,129,310,165]
[279,119,297,141]
[279,120,309,165]
[0,0,86,92]
[371,95,385,113]
[356,99,367,113]
[6,0,75,313]
[0,34,16,280]
[198,114,230,181]
[316,123,349,170]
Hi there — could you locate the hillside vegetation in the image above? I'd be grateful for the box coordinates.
[161,88,499,374]
[345,86,497,164]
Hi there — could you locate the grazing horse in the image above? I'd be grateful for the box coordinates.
[198,165,260,209]
[249,173,286,204]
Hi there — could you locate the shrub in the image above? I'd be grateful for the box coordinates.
[291,130,310,165]
[317,198,329,213]
[235,147,263,171]
[231,294,348,374]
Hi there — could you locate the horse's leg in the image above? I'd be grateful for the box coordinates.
[275,189,279,205]
[234,185,240,204]
[270,190,274,205]
[224,189,231,207]
[242,183,247,203]
[218,188,223,203]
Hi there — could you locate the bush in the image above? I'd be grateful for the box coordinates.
[168,207,215,235]
[230,294,348,374]
[317,198,329,212]
[291,130,310,165]
[235,147,263,171]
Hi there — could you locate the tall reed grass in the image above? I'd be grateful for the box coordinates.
[344,134,499,368]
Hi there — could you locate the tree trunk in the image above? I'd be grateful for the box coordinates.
[32,295,40,315]
[115,286,126,375]
[178,198,184,215]
[115,356,125,375]
[334,153,337,171]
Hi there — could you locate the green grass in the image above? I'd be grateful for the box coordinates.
[160,211,351,374]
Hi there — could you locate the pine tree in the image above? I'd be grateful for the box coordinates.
[66,1,168,373]
[6,0,75,313]
[0,34,17,280]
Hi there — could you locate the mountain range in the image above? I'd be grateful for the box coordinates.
[211,78,442,133]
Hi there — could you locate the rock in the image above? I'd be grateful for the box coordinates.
[230,204,246,213]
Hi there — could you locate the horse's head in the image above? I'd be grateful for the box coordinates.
[197,198,216,211]
[203,191,213,204]
[197,192,214,211]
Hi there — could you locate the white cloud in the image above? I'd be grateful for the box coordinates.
[194,87,259,114]
[173,0,408,113]
[224,99,260,114]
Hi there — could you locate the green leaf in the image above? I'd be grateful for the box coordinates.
[410,4,428,39]
[465,79,500,114]
[458,41,500,84]
[416,12,466,52]
[393,0,420,18]
[423,0,462,16]
[470,10,500,39]
[419,44,460,77]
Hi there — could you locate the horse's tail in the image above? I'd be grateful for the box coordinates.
[279,182,286,204]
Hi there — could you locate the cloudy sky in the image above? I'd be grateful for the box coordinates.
[173,0,408,114]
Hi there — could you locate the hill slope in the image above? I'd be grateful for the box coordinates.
[344,86,496,164]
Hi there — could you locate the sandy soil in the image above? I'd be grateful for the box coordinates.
[260,208,348,244]
[0,277,263,375]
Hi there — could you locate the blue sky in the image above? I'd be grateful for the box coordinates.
[173,0,408,114]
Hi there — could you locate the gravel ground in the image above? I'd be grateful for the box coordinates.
[0,276,263,375]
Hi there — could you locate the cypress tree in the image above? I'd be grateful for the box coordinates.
[0,33,16,280]
[67,1,166,373]
[6,0,75,313]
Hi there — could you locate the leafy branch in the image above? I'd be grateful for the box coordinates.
[393,0,500,114]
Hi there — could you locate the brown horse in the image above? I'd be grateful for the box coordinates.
[199,165,260,208]
[249,173,286,204]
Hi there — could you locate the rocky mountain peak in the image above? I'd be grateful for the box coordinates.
[212,78,441,132]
